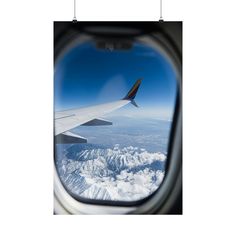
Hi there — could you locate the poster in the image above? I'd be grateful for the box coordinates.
[54,22,182,214]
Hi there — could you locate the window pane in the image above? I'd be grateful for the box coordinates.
[54,39,177,202]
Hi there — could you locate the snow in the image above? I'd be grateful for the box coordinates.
[56,144,167,201]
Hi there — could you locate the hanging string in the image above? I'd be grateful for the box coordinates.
[159,0,163,21]
[73,0,162,22]
[73,0,77,22]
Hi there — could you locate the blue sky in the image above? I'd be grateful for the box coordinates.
[54,41,177,119]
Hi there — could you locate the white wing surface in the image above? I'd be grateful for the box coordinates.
[54,79,142,143]
[55,99,130,135]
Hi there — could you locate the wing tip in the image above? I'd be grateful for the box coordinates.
[123,79,142,107]
[123,79,142,100]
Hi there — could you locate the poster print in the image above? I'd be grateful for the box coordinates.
[54,22,182,214]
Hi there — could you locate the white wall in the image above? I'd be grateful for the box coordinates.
[0,0,236,235]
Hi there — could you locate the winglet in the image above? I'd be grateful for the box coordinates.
[123,79,142,107]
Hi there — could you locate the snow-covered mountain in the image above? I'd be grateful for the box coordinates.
[56,144,166,201]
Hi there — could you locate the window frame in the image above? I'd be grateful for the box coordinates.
[54,21,182,214]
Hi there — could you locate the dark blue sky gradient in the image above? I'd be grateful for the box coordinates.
[54,41,177,119]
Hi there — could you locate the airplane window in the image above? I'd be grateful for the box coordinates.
[54,39,178,203]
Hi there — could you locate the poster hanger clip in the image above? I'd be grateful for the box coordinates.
[159,0,164,22]
[72,0,77,22]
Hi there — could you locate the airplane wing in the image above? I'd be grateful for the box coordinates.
[55,79,142,143]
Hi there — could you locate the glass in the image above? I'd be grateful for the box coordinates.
[54,39,177,202]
